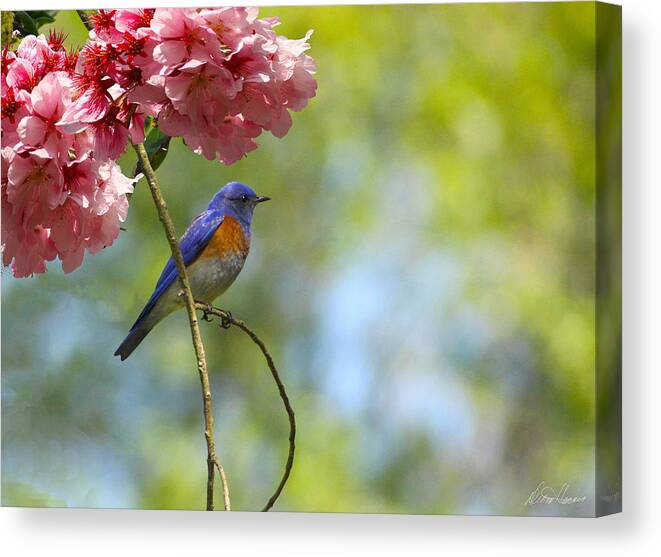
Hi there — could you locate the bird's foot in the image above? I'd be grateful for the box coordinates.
[199,302,214,322]
[220,310,233,329]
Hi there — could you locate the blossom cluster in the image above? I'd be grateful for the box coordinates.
[1,8,317,277]
[2,33,135,277]
[69,8,318,164]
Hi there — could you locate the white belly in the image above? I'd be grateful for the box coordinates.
[147,253,247,327]
[188,252,246,302]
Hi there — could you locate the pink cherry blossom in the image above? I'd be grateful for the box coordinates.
[6,150,65,224]
[2,7,316,278]
[78,7,317,163]
[1,35,135,278]
[16,72,74,160]
[2,148,57,278]
[1,87,31,147]
[42,160,135,272]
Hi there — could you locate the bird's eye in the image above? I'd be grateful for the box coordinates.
[241,195,248,202]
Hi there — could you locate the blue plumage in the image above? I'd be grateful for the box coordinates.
[131,210,225,332]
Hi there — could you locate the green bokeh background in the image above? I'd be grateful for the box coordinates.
[3,3,602,515]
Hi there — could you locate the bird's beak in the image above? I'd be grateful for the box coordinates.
[255,195,271,203]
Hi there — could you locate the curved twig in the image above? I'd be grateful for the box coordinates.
[132,143,229,511]
[195,302,296,512]
[215,459,231,511]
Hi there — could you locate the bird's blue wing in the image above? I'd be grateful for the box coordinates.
[130,210,224,330]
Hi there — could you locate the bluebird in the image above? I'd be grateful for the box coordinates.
[115,182,270,361]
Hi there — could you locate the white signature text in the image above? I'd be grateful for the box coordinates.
[525,482,587,506]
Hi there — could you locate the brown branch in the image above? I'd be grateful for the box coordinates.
[215,460,231,511]
[132,142,229,511]
[195,302,296,512]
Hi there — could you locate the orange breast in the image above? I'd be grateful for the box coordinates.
[200,216,250,259]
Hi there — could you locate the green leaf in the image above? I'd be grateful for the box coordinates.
[11,10,58,38]
[31,11,58,27]
[13,11,40,36]
[14,10,57,37]
[33,16,57,27]
[134,127,172,177]
[30,10,58,21]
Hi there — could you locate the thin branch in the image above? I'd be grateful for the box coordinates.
[132,142,229,511]
[196,302,296,512]
[215,460,231,511]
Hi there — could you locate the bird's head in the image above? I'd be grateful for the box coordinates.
[208,182,270,225]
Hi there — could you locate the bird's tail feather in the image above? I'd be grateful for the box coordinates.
[114,325,151,361]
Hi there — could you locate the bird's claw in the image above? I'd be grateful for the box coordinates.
[220,311,233,329]
[200,302,214,322]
